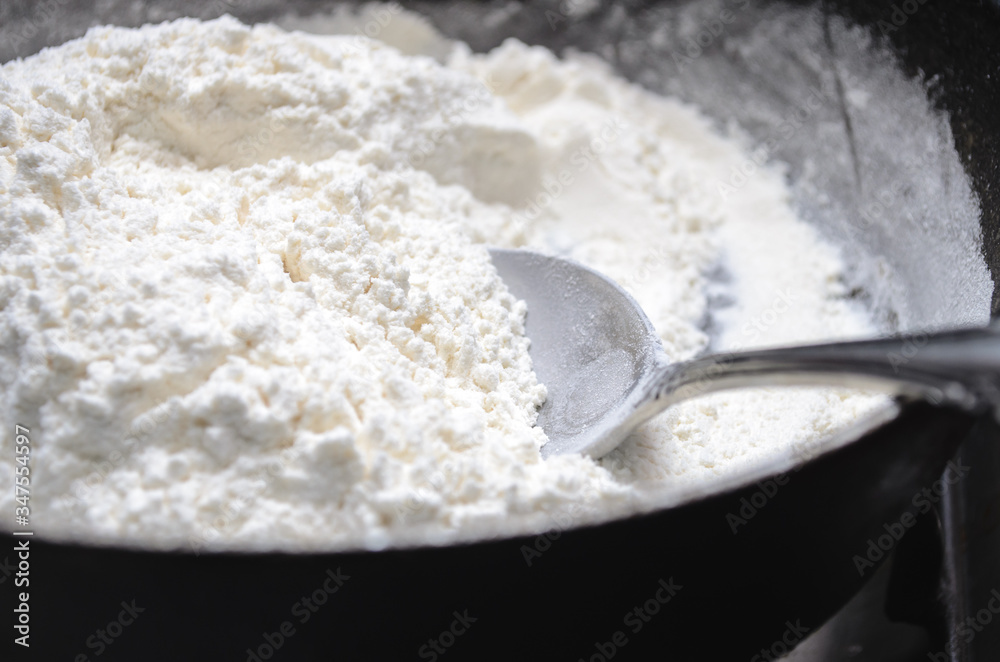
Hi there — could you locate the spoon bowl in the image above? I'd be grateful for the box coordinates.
[489,248,663,458]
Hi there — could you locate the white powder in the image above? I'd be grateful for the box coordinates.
[446,40,888,489]
[0,15,886,551]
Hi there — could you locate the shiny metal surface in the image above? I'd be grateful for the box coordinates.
[489,248,662,458]
[493,248,1000,459]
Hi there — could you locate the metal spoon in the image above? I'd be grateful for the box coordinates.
[490,248,1000,459]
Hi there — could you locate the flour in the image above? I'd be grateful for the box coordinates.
[445,39,888,489]
[0,15,886,551]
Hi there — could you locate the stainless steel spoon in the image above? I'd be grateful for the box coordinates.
[490,248,1000,459]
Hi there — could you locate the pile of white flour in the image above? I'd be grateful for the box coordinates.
[0,15,886,550]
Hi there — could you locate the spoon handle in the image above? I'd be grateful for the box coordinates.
[640,325,1000,419]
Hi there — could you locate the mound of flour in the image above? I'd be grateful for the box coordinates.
[0,16,884,550]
